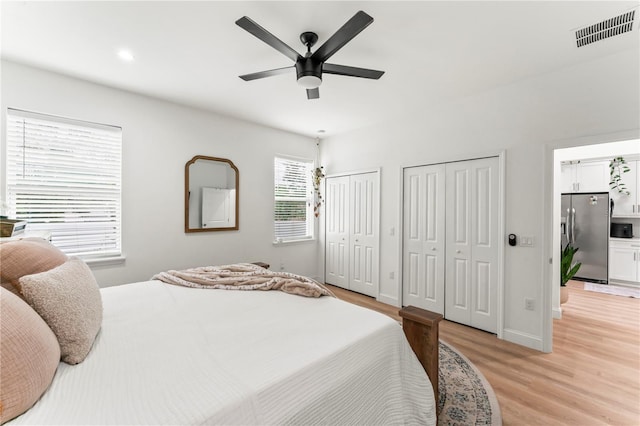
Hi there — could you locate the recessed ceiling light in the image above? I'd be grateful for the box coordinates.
[317,129,326,134]
[117,49,134,62]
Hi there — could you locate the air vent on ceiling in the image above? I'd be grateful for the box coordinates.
[575,9,636,48]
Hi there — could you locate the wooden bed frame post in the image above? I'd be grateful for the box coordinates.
[399,306,443,400]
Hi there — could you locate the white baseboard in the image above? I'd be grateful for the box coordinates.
[376,293,400,307]
[503,328,544,352]
[553,307,562,319]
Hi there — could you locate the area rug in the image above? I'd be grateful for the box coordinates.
[583,282,640,298]
[438,340,502,425]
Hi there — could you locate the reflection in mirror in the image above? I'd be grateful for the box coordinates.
[185,156,239,232]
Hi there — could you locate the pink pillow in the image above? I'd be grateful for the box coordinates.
[0,238,67,291]
[0,288,60,423]
[20,258,103,365]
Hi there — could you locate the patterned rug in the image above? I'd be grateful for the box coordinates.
[438,340,502,425]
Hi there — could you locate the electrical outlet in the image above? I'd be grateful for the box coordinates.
[279,263,285,271]
[525,298,535,311]
[389,271,395,279]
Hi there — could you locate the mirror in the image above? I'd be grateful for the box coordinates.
[185,155,239,232]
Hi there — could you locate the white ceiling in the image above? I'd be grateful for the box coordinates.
[1,1,638,138]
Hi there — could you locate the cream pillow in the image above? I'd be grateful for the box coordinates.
[20,258,103,365]
[0,238,68,291]
[0,288,60,424]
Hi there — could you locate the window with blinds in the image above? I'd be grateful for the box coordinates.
[274,155,314,242]
[5,109,122,258]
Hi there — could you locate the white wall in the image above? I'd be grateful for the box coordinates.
[1,60,319,286]
[319,48,640,350]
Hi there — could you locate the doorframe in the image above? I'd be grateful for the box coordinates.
[324,168,381,300]
[543,134,640,353]
[397,150,506,339]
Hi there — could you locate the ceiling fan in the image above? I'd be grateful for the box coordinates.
[236,11,385,100]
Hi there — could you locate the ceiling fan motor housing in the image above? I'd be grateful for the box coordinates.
[295,58,323,85]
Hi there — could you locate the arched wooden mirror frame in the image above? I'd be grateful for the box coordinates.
[185,155,239,233]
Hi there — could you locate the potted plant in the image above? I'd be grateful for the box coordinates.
[609,156,630,195]
[560,243,582,304]
[312,166,325,217]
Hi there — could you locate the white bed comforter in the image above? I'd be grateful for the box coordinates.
[11,280,436,425]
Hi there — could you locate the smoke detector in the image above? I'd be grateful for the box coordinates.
[575,9,636,48]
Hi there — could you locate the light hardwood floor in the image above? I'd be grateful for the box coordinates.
[327,281,640,425]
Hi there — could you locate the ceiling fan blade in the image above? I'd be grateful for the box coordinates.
[239,66,294,81]
[323,63,384,79]
[236,16,302,62]
[311,11,374,63]
[307,88,320,100]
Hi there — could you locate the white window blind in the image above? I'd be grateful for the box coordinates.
[5,108,122,258]
[274,156,314,242]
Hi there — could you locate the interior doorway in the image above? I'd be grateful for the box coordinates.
[548,138,639,350]
[551,139,639,316]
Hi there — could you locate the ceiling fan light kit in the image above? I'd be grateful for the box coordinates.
[297,75,322,89]
[236,11,384,100]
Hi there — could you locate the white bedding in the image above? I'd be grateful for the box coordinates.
[10,280,436,425]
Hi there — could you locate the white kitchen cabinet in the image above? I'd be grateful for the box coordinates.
[609,239,640,284]
[561,161,610,193]
[610,160,639,217]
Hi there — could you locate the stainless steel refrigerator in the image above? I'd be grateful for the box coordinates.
[561,192,609,284]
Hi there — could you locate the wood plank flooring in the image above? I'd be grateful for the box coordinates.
[326,281,640,425]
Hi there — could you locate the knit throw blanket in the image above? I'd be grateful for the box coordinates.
[152,263,335,298]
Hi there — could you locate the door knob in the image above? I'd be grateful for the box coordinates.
[456,250,461,254]
[431,247,436,251]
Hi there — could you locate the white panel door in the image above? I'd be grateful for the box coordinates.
[325,176,350,288]
[445,163,471,325]
[469,157,499,333]
[445,158,498,333]
[202,187,233,228]
[349,173,379,297]
[402,164,446,313]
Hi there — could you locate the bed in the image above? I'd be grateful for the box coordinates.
[1,247,439,425]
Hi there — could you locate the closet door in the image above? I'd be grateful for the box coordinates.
[469,158,499,333]
[445,162,472,325]
[445,158,498,333]
[402,165,446,313]
[349,173,379,297]
[325,176,350,288]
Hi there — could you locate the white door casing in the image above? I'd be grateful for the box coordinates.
[325,176,349,288]
[402,164,446,313]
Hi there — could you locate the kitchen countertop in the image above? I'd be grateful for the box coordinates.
[610,236,640,242]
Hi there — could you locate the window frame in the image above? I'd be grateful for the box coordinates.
[273,154,315,244]
[4,108,123,259]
